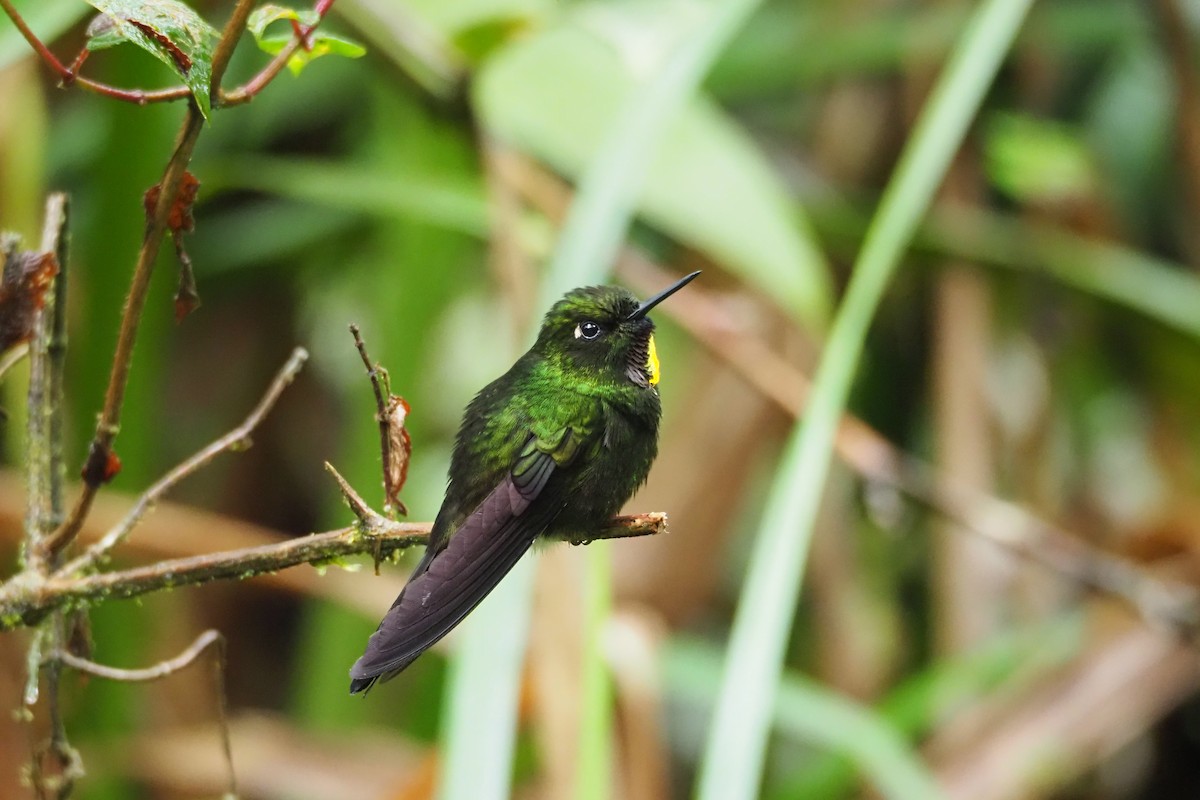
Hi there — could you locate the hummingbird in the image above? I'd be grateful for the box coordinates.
[349,271,700,693]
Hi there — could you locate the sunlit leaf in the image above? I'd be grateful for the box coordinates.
[84,0,218,116]
[475,21,832,329]
[247,4,366,76]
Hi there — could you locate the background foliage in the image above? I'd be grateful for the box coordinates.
[4,0,1200,798]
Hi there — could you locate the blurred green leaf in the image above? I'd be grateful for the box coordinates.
[247,4,365,76]
[809,198,1200,345]
[985,112,1097,204]
[696,0,1034,797]
[475,16,831,328]
[84,0,218,116]
[403,0,551,38]
[0,0,91,72]
[205,156,490,237]
[709,0,1137,100]
[777,616,1084,799]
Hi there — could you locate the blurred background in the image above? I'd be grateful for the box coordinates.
[3,0,1200,798]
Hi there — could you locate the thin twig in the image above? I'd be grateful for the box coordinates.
[53,629,237,798]
[55,627,220,681]
[221,0,340,106]
[0,514,665,631]
[347,325,396,510]
[59,347,310,577]
[25,194,68,566]
[0,0,73,82]
[208,0,259,99]
[38,108,205,562]
[325,461,390,531]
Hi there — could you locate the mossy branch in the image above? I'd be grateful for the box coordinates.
[0,513,666,631]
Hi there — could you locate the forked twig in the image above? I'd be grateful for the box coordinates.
[0,0,338,109]
[59,347,310,577]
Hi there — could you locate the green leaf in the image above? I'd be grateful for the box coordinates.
[474,18,832,329]
[84,0,218,117]
[247,4,366,76]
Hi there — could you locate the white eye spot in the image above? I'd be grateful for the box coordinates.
[574,321,602,340]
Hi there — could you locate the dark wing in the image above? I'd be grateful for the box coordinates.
[349,432,572,693]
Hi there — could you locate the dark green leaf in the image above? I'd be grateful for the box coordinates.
[84,0,218,116]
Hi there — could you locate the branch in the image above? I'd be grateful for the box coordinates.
[34,0,302,563]
[0,0,342,110]
[58,347,310,577]
[0,514,666,631]
[25,194,68,562]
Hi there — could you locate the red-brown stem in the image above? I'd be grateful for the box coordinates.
[72,80,193,105]
[38,108,205,562]
[221,0,339,106]
[37,0,265,561]
[0,0,72,79]
[219,43,298,105]
[0,0,192,104]
[1,0,341,109]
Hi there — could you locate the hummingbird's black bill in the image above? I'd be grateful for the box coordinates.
[627,270,701,321]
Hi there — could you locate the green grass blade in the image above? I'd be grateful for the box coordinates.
[437,557,537,800]
[541,4,767,799]
[576,540,614,800]
[437,3,768,799]
[694,1,1035,798]
[779,614,1083,798]
[668,639,945,800]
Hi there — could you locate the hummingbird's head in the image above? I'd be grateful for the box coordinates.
[534,271,699,389]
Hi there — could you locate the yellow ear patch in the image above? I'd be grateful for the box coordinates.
[647,334,661,386]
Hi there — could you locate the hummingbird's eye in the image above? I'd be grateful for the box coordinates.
[574,321,603,340]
